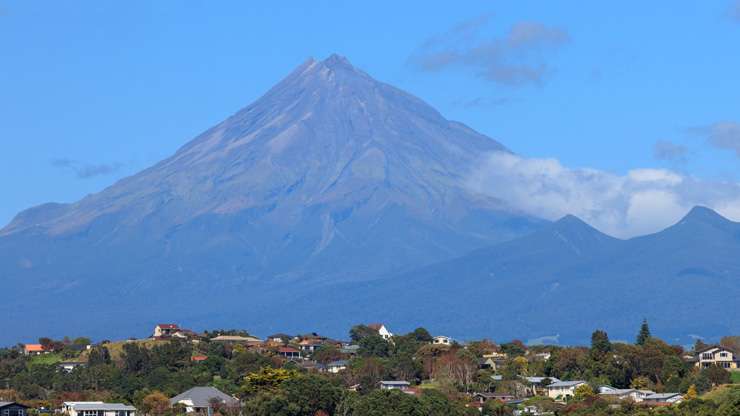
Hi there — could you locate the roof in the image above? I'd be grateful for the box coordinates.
[645,393,682,400]
[328,360,348,366]
[24,344,45,352]
[548,380,586,388]
[600,388,637,395]
[157,324,179,329]
[367,323,384,331]
[696,345,737,354]
[379,380,410,386]
[278,347,300,353]
[191,355,208,361]
[0,403,29,409]
[170,386,239,408]
[523,376,560,384]
[70,404,136,411]
[210,335,262,342]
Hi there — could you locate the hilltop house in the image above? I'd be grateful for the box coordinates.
[379,381,410,391]
[23,344,46,355]
[327,360,348,374]
[695,345,739,370]
[432,336,453,346]
[277,347,301,359]
[0,402,28,416]
[170,386,239,414]
[62,402,136,416]
[153,324,179,338]
[546,380,587,400]
[367,323,393,340]
[522,376,560,396]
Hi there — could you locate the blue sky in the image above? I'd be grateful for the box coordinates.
[2,1,740,232]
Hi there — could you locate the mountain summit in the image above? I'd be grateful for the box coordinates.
[0,55,542,343]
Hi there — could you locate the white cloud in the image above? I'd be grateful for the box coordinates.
[467,151,740,238]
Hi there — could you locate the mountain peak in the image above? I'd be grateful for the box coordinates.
[679,206,731,226]
[321,53,353,69]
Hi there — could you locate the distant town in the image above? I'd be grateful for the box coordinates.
[1,320,739,416]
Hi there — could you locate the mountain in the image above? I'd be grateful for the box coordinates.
[274,207,740,344]
[0,55,544,344]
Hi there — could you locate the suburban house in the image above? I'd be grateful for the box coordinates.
[340,345,360,355]
[522,376,560,396]
[191,355,208,363]
[62,402,136,416]
[0,402,28,416]
[277,347,301,359]
[23,344,46,355]
[432,336,453,346]
[58,361,85,372]
[153,324,180,338]
[546,380,587,400]
[210,335,262,344]
[473,392,516,403]
[298,338,324,353]
[695,345,739,369]
[367,323,393,340]
[378,381,410,391]
[599,388,645,402]
[643,393,683,405]
[170,386,240,415]
[326,360,348,373]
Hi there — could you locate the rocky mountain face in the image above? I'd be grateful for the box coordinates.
[0,55,543,343]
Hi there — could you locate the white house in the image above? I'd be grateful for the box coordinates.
[368,323,393,340]
[379,381,410,391]
[546,380,587,400]
[153,324,179,338]
[170,386,240,414]
[643,393,683,405]
[62,402,136,416]
[599,388,645,402]
[432,336,453,345]
[326,360,348,373]
[695,346,739,370]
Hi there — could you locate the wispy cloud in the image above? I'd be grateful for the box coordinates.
[410,16,570,87]
[689,122,740,157]
[653,139,688,162]
[50,158,122,179]
[467,151,740,238]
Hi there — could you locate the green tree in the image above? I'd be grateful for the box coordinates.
[590,330,612,357]
[636,319,651,346]
[359,335,390,357]
[282,374,343,416]
[352,390,426,416]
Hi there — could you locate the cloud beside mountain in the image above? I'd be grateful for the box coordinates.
[467,151,740,238]
[410,16,570,86]
[50,158,122,179]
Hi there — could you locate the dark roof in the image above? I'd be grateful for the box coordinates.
[696,345,737,354]
[157,324,179,329]
[0,403,29,409]
[170,386,239,408]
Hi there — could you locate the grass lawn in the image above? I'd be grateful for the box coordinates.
[731,371,740,384]
[28,353,62,366]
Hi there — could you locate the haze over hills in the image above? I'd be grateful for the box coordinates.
[0,55,544,344]
[280,206,740,344]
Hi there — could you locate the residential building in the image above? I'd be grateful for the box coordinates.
[23,344,46,355]
[695,346,739,370]
[0,402,28,416]
[522,376,560,396]
[378,381,410,391]
[367,323,393,340]
[598,388,644,402]
[153,324,179,338]
[210,335,262,343]
[169,386,239,415]
[473,392,516,403]
[277,347,301,359]
[432,336,453,345]
[327,360,348,374]
[546,380,587,400]
[58,361,85,373]
[62,402,136,416]
[643,393,683,405]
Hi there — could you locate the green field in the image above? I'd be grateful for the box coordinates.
[731,371,740,384]
[28,353,62,366]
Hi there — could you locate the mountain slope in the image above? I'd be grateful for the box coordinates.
[0,55,544,344]
[275,207,740,344]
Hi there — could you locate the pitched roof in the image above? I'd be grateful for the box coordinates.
[157,324,179,329]
[379,380,410,386]
[24,344,45,352]
[170,386,239,408]
[70,404,136,411]
[0,403,29,409]
[367,323,384,331]
[278,347,300,353]
[548,380,586,388]
[645,393,682,400]
[328,360,349,367]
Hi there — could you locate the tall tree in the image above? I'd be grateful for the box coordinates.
[590,330,612,357]
[636,319,651,346]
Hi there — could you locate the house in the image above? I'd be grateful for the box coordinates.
[210,335,262,343]
[327,360,348,374]
[340,345,360,355]
[521,376,560,396]
[479,357,497,370]
[58,361,85,372]
[643,393,683,405]
[170,386,240,415]
[277,347,301,359]
[378,381,410,391]
[0,402,29,416]
[473,392,516,403]
[172,329,200,340]
[432,336,453,345]
[23,344,46,355]
[298,338,324,353]
[191,355,208,362]
[546,380,587,400]
[62,402,136,416]
[598,388,644,402]
[367,323,393,340]
[153,324,180,338]
[695,345,739,370]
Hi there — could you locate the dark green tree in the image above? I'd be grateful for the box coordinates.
[635,319,651,346]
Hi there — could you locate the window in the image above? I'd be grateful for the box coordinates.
[701,353,713,360]
[720,352,728,358]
